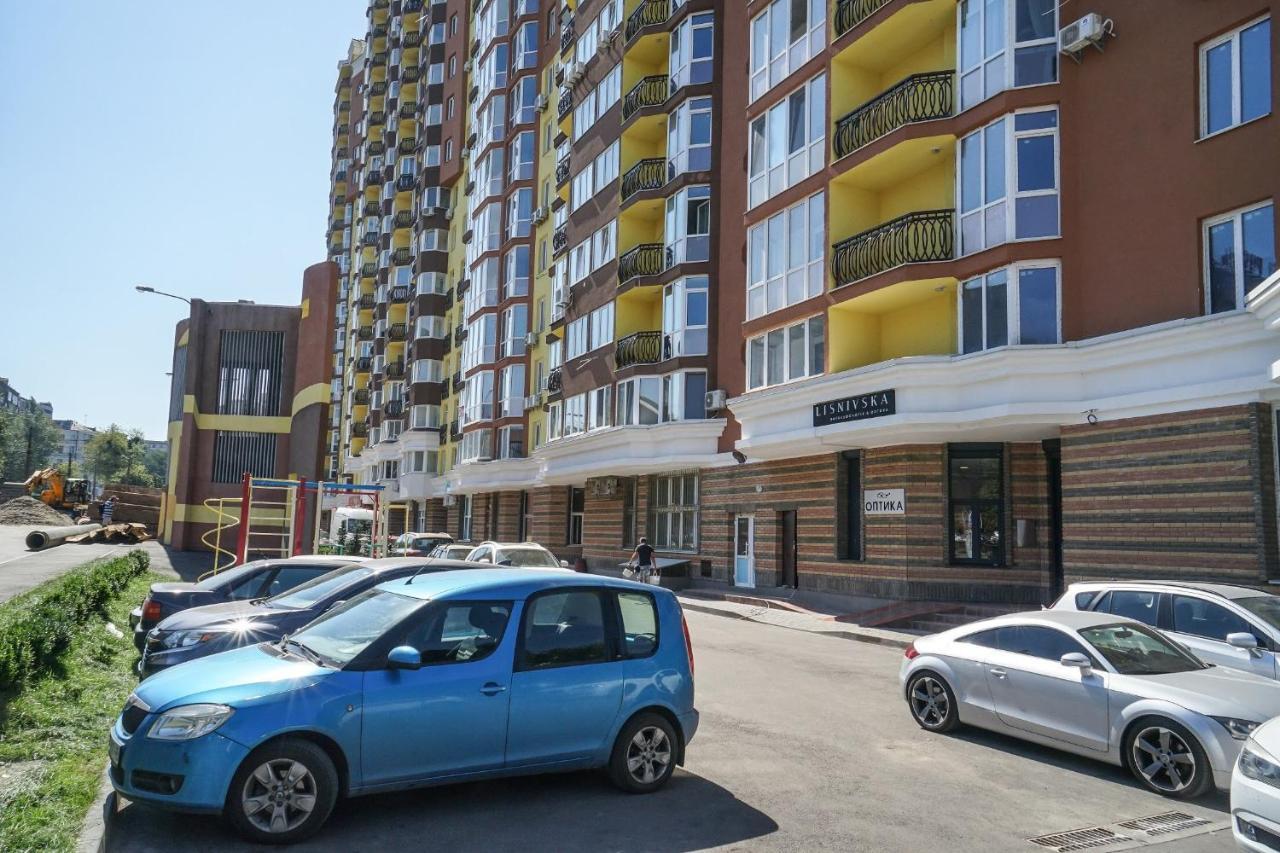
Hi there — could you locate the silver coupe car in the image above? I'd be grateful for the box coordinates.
[899,609,1280,798]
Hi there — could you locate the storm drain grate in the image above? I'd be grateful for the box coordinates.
[1115,811,1213,838]
[1028,826,1133,852]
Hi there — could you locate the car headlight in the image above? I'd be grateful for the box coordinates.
[146,704,234,741]
[1240,740,1280,789]
[1212,716,1261,740]
[161,630,218,649]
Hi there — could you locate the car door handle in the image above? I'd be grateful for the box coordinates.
[989,668,1007,679]
[480,682,507,696]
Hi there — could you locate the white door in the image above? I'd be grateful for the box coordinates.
[733,515,755,588]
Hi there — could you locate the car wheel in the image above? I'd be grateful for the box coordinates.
[608,713,678,794]
[225,738,338,844]
[1124,718,1212,799]
[907,671,959,733]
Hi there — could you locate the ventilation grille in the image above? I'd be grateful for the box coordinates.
[1116,812,1214,839]
[1027,827,1131,852]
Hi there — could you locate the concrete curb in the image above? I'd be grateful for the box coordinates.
[678,600,914,649]
[75,765,115,853]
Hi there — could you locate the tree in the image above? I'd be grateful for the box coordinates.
[83,425,150,487]
[142,446,169,488]
[0,406,61,482]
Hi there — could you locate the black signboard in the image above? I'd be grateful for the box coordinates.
[812,389,896,428]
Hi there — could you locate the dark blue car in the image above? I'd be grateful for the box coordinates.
[139,558,475,676]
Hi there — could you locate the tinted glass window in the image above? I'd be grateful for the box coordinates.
[960,628,1002,648]
[266,566,372,609]
[998,626,1091,662]
[401,602,512,664]
[618,592,658,658]
[520,591,609,668]
[225,570,269,600]
[1105,591,1160,627]
[197,561,264,592]
[1171,595,1254,642]
[500,548,559,568]
[294,589,424,666]
[263,566,329,598]
[1080,623,1206,675]
[1074,591,1097,609]
[1237,595,1280,637]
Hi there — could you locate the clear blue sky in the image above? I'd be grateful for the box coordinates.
[0,2,366,440]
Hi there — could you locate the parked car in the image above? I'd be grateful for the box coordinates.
[1232,715,1280,850]
[109,570,698,844]
[128,557,365,651]
[900,609,1280,798]
[389,532,453,557]
[464,541,570,569]
[430,542,475,560]
[138,557,475,677]
[1051,581,1280,680]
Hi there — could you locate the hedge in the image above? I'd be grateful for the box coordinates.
[0,550,149,689]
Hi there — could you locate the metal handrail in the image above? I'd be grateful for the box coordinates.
[615,331,663,368]
[834,0,891,37]
[833,71,953,159]
[621,158,666,201]
[618,244,666,283]
[623,75,669,121]
[831,209,955,285]
[547,365,563,393]
[626,0,670,42]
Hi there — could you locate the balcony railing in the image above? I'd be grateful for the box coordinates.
[621,158,666,201]
[830,209,954,286]
[552,225,568,254]
[833,71,954,160]
[547,366,563,394]
[614,331,663,368]
[352,423,369,438]
[557,90,573,121]
[623,75,669,121]
[385,399,405,418]
[353,389,371,405]
[355,356,372,372]
[358,293,375,310]
[388,323,408,341]
[560,18,575,53]
[390,285,410,303]
[356,326,374,341]
[555,157,571,186]
[385,360,406,379]
[618,243,665,284]
[834,0,891,38]
[625,0,670,42]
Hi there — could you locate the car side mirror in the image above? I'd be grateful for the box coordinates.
[560,560,570,568]
[326,599,346,612]
[1228,632,1261,652]
[388,645,422,670]
[1060,652,1092,671]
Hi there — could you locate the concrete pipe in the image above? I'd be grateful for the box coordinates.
[25,523,102,550]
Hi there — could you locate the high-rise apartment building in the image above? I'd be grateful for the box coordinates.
[327,0,1279,605]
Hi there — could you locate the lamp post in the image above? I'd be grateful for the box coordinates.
[134,285,191,305]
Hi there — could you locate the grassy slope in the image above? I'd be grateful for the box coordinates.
[0,572,162,853]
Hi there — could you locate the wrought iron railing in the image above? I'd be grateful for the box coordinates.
[385,399,404,418]
[621,158,666,201]
[618,244,666,284]
[615,331,663,368]
[356,326,374,341]
[353,389,371,405]
[355,356,372,372]
[547,366,563,394]
[623,75,669,121]
[552,225,568,254]
[390,285,410,303]
[557,90,573,121]
[388,323,408,341]
[560,19,575,53]
[833,71,953,159]
[830,209,954,285]
[834,0,892,37]
[555,157,571,186]
[626,0,670,42]
[385,361,406,379]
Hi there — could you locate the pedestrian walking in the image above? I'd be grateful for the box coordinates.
[100,495,118,526]
[627,537,658,584]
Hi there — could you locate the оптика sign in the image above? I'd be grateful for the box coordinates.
[812,389,896,428]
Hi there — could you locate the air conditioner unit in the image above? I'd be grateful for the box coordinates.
[1059,13,1106,55]
[555,298,570,311]
[444,208,454,220]
[567,62,586,83]
[443,494,457,507]
[461,147,471,160]
[705,389,728,412]
[462,58,473,73]
[534,93,549,112]
[524,331,540,347]
[532,206,548,224]
[607,26,621,43]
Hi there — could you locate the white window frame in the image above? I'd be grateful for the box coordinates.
[1199,16,1272,139]
[957,0,1059,114]
[958,259,1062,353]
[747,73,825,209]
[747,191,824,319]
[749,0,825,103]
[1203,200,1277,314]
[747,314,825,391]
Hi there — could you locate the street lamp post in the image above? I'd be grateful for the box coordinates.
[134,285,191,305]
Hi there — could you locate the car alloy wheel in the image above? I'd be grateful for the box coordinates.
[910,676,950,728]
[626,725,672,785]
[241,758,319,834]
[1130,725,1197,794]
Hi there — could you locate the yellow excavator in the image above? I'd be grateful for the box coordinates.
[24,468,90,512]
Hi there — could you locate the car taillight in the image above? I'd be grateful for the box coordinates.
[142,598,162,623]
[681,612,694,677]
[903,642,919,660]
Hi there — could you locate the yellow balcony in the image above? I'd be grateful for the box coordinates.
[616,285,662,337]
[831,0,954,121]
[624,0,669,44]
[828,277,956,373]
[620,111,665,200]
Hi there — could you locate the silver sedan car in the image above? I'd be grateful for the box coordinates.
[899,610,1280,798]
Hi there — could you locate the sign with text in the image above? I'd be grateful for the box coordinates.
[864,489,906,516]
[812,389,896,427]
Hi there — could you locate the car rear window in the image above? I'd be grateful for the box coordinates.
[267,565,372,609]
[618,591,658,658]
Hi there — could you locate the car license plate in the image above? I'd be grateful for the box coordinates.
[108,734,122,769]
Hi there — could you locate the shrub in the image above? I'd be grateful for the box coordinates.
[0,550,149,689]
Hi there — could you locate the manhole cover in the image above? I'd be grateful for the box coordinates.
[1116,811,1214,838]
[1028,826,1133,852]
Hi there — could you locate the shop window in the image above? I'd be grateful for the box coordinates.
[568,487,585,545]
[651,473,698,551]
[948,445,1005,566]
[838,451,862,560]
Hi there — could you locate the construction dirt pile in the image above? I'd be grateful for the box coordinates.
[0,497,71,527]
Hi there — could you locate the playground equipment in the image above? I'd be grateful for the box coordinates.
[197,474,385,578]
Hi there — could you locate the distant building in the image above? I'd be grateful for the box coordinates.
[52,420,97,475]
[0,378,51,416]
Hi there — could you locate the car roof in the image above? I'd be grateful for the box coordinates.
[359,557,476,573]
[960,609,1136,633]
[376,568,658,601]
[476,541,549,550]
[1067,579,1272,600]
[282,555,369,564]
[398,532,452,540]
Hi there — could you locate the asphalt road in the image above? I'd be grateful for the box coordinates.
[107,610,1236,852]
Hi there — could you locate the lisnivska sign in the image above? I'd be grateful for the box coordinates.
[812,389,896,428]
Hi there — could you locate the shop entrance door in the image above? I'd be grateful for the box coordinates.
[1043,439,1064,602]
[778,511,798,588]
[733,515,755,588]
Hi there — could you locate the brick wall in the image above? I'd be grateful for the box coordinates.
[528,486,569,551]
[496,491,523,541]
[423,498,447,533]
[1061,404,1279,584]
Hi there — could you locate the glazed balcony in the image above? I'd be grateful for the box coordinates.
[355,356,372,373]
[834,0,891,38]
[833,71,954,160]
[623,75,669,121]
[625,0,669,43]
[614,331,662,368]
[618,243,665,285]
[831,208,954,286]
[621,158,666,202]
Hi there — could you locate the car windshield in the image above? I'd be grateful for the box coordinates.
[194,561,264,590]
[290,589,424,666]
[1079,623,1207,675]
[413,538,444,551]
[499,548,559,568]
[1236,595,1280,634]
[265,565,373,610]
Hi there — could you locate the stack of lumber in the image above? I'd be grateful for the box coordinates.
[95,483,164,530]
[67,523,151,545]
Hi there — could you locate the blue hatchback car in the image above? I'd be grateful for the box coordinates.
[109,570,698,844]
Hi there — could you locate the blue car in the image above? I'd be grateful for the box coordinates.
[109,570,698,844]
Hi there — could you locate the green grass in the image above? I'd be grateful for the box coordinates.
[0,571,163,853]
